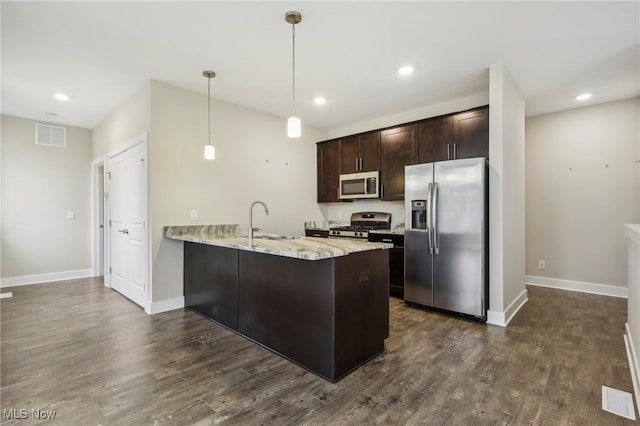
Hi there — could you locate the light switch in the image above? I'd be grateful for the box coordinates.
[190,210,198,221]
[67,210,76,220]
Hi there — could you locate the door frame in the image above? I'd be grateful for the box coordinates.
[106,132,150,309]
[91,157,106,281]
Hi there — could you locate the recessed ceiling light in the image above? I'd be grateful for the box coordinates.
[576,93,592,101]
[398,66,414,76]
[54,93,70,101]
[314,97,326,105]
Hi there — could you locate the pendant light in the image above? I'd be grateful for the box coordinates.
[285,11,302,138]
[203,70,216,160]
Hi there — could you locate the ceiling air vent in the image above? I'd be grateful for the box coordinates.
[36,123,66,148]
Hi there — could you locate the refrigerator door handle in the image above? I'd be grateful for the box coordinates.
[432,182,439,254]
[427,182,433,254]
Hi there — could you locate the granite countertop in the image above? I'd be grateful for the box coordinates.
[163,224,392,261]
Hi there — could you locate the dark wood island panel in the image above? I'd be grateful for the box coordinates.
[184,243,239,330]
[183,242,389,382]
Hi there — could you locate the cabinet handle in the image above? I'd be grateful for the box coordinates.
[381,185,384,199]
[360,157,363,170]
[355,158,359,171]
[337,187,340,199]
[447,144,451,160]
[453,143,457,159]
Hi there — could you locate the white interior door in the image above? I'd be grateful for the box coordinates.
[109,139,148,308]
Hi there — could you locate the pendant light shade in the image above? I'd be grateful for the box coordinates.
[285,11,302,138]
[203,70,216,160]
[287,116,301,138]
[204,144,215,160]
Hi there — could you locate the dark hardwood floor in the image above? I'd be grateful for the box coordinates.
[1,278,636,425]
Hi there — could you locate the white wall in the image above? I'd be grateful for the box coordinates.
[1,115,92,284]
[526,97,640,288]
[92,82,151,160]
[488,63,527,326]
[149,80,327,302]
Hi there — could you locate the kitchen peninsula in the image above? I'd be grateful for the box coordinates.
[164,225,392,382]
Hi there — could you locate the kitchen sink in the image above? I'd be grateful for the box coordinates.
[257,234,301,240]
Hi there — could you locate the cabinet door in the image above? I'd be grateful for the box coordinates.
[452,107,489,159]
[418,116,452,164]
[380,125,418,200]
[359,131,380,172]
[340,136,359,174]
[317,140,341,202]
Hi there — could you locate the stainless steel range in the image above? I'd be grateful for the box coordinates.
[304,212,404,298]
[328,212,391,238]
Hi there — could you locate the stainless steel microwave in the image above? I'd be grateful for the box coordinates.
[339,171,380,200]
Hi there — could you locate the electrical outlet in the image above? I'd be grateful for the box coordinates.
[538,260,546,270]
[190,210,198,221]
[67,210,76,220]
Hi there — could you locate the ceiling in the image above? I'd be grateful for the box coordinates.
[2,1,639,131]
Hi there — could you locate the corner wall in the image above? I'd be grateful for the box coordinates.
[525,97,640,292]
[487,64,527,326]
[1,115,93,285]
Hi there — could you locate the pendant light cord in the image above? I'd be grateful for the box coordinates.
[207,76,211,145]
[292,22,296,116]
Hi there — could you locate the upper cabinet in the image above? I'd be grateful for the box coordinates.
[452,107,489,159]
[317,139,341,203]
[418,116,452,164]
[380,124,418,201]
[340,131,380,174]
[315,105,488,202]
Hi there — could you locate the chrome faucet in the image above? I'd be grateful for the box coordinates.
[248,200,269,243]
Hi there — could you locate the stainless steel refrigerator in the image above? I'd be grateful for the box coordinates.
[404,157,488,320]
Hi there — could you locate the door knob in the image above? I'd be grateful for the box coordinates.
[118,229,129,234]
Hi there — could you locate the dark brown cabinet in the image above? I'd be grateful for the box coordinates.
[317,139,341,203]
[340,131,380,174]
[452,108,489,159]
[418,116,452,164]
[380,125,418,201]
[184,242,239,330]
[315,105,488,202]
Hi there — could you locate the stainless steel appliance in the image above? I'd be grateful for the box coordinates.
[327,212,390,238]
[339,171,379,200]
[404,157,488,320]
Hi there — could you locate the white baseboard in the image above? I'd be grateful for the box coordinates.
[624,323,640,418]
[0,269,93,288]
[487,288,528,327]
[526,275,627,298]
[145,296,184,315]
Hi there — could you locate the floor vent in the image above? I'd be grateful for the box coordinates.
[36,123,66,147]
[602,385,636,420]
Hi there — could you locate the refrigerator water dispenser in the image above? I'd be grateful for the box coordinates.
[410,200,427,230]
